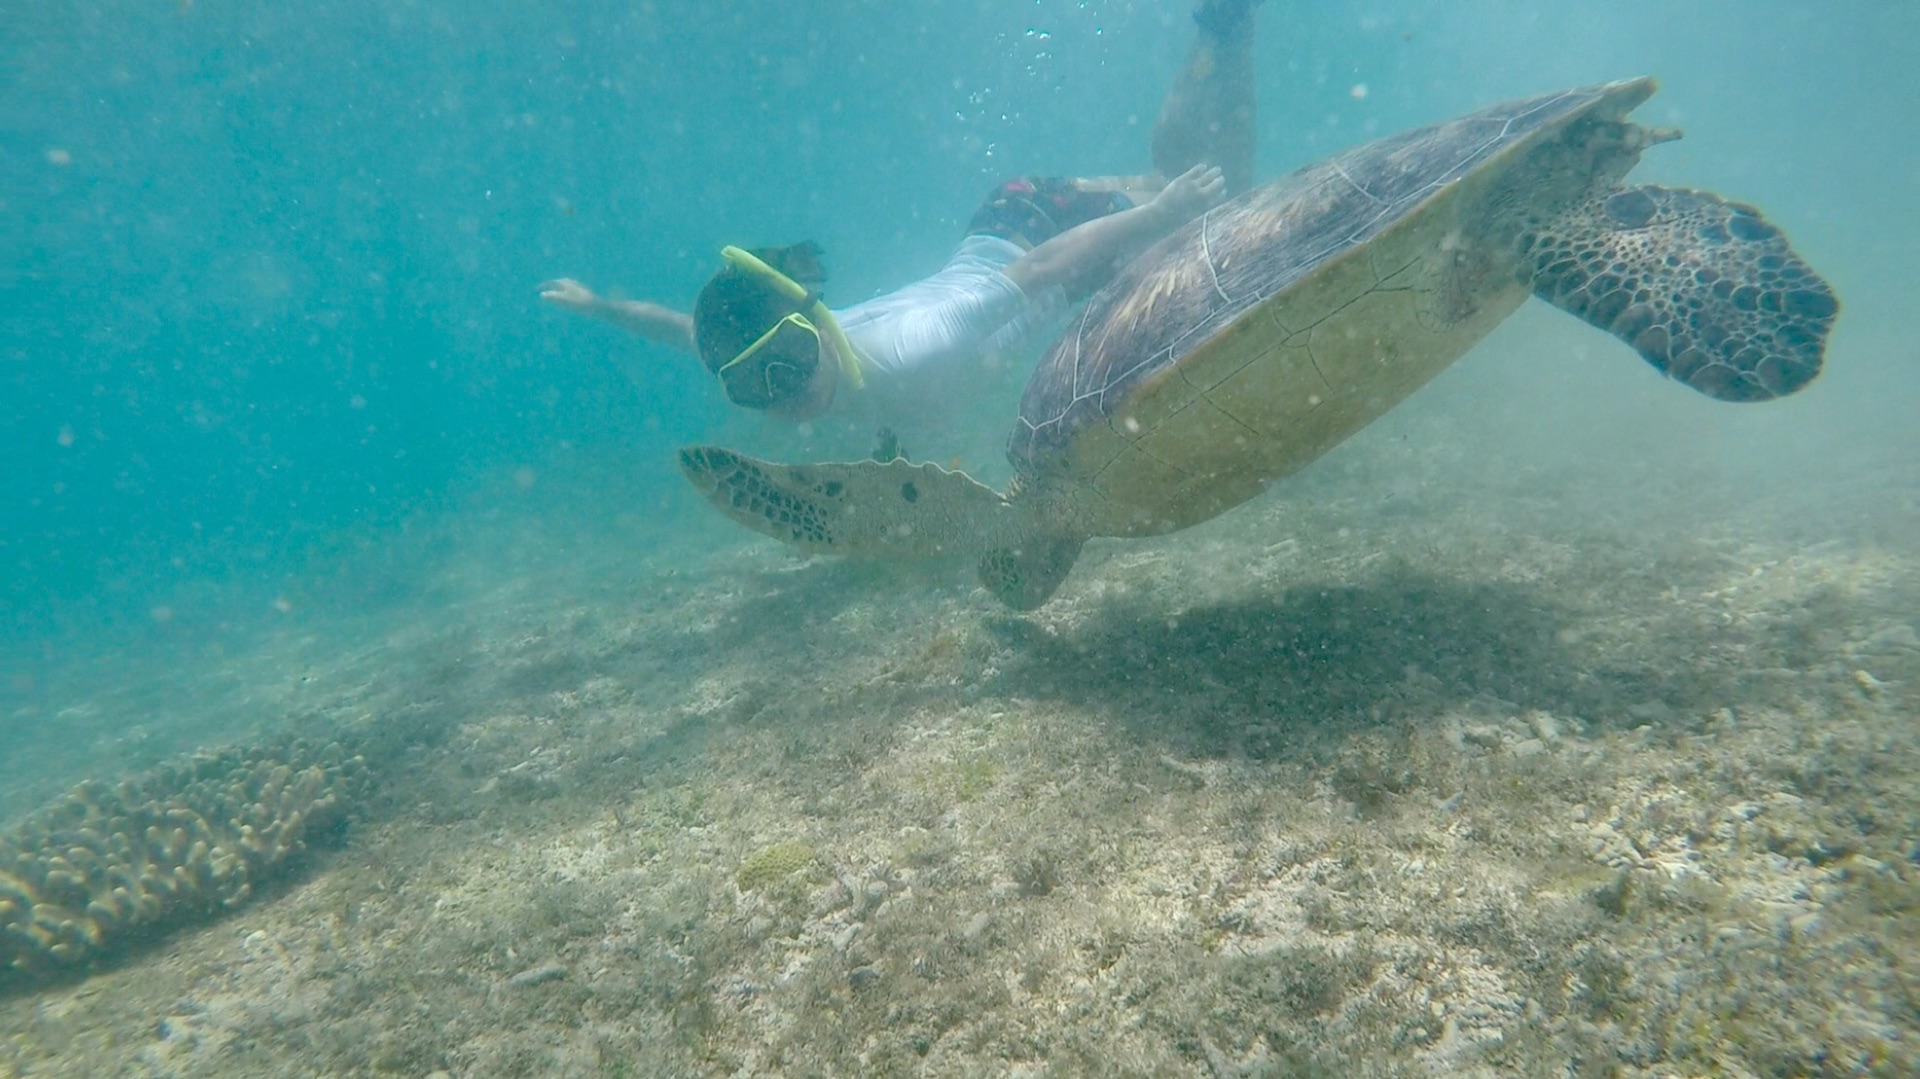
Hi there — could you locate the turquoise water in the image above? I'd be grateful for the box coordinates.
[3,2,1917,1073]
[6,2,1912,642]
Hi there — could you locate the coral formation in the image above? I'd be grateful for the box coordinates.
[735,840,820,892]
[1,741,366,982]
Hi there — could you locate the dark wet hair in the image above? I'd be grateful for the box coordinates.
[693,242,829,410]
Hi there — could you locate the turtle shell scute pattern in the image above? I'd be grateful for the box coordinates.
[1010,81,1630,470]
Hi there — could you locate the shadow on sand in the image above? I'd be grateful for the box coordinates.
[985,567,1588,760]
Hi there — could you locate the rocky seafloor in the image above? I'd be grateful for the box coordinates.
[2,368,1916,1078]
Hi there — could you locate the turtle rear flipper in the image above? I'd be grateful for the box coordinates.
[1527,184,1838,401]
[678,446,1015,559]
[978,535,1086,611]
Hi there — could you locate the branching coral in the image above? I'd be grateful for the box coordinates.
[1,740,367,981]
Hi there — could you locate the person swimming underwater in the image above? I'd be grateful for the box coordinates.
[540,0,1262,423]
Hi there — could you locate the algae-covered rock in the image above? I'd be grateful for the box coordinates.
[735,841,820,892]
[0,740,368,983]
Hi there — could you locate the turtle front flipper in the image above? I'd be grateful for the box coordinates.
[1525,184,1838,401]
[678,446,1019,560]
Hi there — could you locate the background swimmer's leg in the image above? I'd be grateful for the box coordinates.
[1151,0,1258,195]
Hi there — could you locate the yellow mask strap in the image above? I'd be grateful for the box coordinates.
[720,246,865,391]
[716,311,815,377]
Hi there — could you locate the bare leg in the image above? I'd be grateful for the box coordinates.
[1151,0,1258,195]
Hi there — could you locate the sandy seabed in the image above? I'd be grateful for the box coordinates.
[3,364,1917,1079]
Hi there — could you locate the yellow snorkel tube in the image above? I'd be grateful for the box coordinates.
[717,245,865,391]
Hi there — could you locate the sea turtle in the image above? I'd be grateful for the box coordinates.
[680,77,1838,610]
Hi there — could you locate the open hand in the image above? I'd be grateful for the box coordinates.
[1150,164,1228,225]
[538,278,598,311]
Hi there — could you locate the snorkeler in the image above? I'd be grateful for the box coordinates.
[539,0,1261,423]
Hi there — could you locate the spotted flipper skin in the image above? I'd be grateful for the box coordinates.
[976,535,1087,611]
[677,446,1016,559]
[1526,184,1838,401]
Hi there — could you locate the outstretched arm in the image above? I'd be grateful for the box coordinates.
[1002,164,1226,297]
[539,279,697,356]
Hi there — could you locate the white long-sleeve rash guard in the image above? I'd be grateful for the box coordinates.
[831,235,1066,380]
